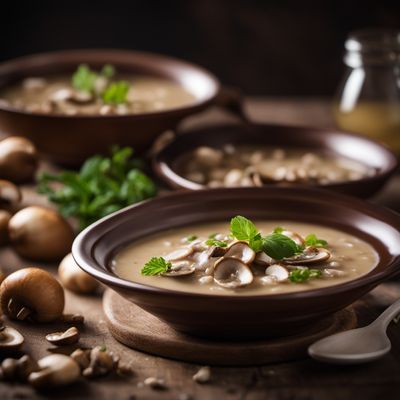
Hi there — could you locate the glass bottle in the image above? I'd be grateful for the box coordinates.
[334,29,400,154]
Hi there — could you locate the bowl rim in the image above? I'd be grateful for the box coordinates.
[0,48,220,120]
[72,186,400,302]
[152,122,399,191]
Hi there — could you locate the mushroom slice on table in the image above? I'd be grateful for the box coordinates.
[254,252,275,266]
[224,241,256,264]
[46,327,80,346]
[213,257,253,288]
[0,325,24,351]
[284,247,331,264]
[164,247,194,262]
[265,264,289,282]
[161,261,195,277]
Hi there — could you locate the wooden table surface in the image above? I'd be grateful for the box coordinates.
[1,98,400,400]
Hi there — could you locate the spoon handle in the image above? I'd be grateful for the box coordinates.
[371,298,400,330]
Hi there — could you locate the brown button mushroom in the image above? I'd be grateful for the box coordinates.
[0,180,22,206]
[58,253,100,294]
[0,267,65,322]
[28,354,80,389]
[0,136,38,183]
[8,206,74,262]
[0,209,12,245]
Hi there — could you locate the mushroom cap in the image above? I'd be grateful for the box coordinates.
[0,136,38,183]
[8,206,74,262]
[283,247,331,264]
[0,180,22,206]
[214,257,253,288]
[265,264,289,282]
[28,354,80,388]
[161,261,195,277]
[58,253,99,294]
[0,267,65,322]
[46,327,80,346]
[224,241,256,264]
[0,326,24,350]
[0,209,12,246]
[254,251,275,266]
[164,247,193,262]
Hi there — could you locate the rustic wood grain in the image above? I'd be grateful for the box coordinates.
[1,98,400,400]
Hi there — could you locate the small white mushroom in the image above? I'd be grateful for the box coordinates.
[214,258,253,288]
[224,169,243,186]
[284,247,331,264]
[161,261,195,277]
[265,264,289,282]
[254,252,275,266]
[28,354,80,388]
[198,276,213,285]
[0,325,24,350]
[164,247,193,262]
[192,366,211,383]
[224,241,256,264]
[260,275,277,285]
[144,376,167,390]
[194,147,223,168]
[45,327,80,346]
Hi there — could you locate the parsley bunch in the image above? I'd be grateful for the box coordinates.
[38,147,157,230]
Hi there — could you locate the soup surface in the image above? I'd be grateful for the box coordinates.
[112,220,378,296]
[176,145,375,187]
[0,75,196,116]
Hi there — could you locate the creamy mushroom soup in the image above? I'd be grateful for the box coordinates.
[0,64,196,116]
[176,145,375,187]
[112,217,378,296]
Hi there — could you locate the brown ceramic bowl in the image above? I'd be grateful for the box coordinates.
[72,187,400,340]
[153,123,398,197]
[0,49,220,165]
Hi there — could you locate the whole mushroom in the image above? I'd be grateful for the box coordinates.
[28,354,80,389]
[0,209,12,245]
[0,136,38,183]
[8,206,74,262]
[58,253,100,294]
[0,267,65,322]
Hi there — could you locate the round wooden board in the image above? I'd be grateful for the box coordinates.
[103,289,357,366]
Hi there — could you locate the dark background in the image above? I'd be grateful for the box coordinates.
[1,0,399,96]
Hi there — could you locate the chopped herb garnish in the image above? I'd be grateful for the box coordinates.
[37,146,157,230]
[208,233,217,239]
[186,235,198,242]
[289,268,322,283]
[206,239,228,247]
[141,257,171,276]
[101,64,115,78]
[273,226,284,234]
[304,234,328,248]
[102,80,130,105]
[72,64,98,93]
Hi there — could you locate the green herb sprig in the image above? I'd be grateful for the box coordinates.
[38,146,157,230]
[205,238,228,248]
[288,268,322,283]
[230,216,304,260]
[102,81,130,105]
[141,257,171,276]
[304,234,328,248]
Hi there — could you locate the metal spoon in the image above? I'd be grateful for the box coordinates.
[308,299,400,364]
